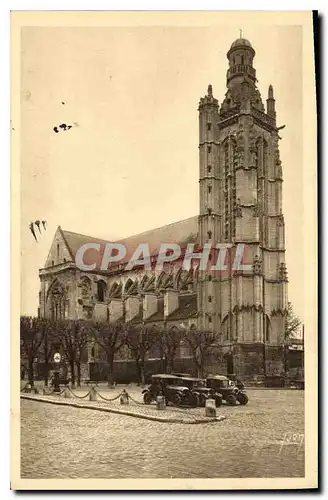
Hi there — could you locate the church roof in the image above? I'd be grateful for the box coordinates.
[60,215,199,270]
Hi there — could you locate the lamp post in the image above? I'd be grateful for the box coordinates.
[53,352,61,392]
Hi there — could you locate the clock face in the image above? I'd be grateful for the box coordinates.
[53,352,61,363]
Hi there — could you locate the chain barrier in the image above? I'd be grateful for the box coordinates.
[124,392,144,406]
[21,384,201,412]
[66,387,91,399]
[95,391,122,402]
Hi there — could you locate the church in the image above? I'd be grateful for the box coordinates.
[39,37,289,380]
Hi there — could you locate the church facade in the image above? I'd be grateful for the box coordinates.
[39,37,289,379]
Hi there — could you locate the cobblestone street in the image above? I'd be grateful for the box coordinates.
[21,389,304,479]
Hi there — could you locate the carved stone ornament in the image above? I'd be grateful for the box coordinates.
[277,214,284,227]
[252,255,262,275]
[234,200,243,218]
[279,262,288,281]
[253,204,262,217]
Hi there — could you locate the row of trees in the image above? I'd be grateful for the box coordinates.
[20,302,301,388]
[20,317,219,387]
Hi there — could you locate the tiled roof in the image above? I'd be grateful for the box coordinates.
[147,297,165,322]
[167,294,198,321]
[60,215,198,271]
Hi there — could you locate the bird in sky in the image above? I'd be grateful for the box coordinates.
[29,223,37,242]
[34,220,42,234]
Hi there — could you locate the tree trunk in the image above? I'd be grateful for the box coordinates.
[28,356,34,387]
[140,359,145,386]
[44,362,49,387]
[76,362,81,387]
[70,360,76,388]
[107,352,114,387]
[135,358,141,385]
[166,356,174,374]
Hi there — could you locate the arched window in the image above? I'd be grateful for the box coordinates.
[97,280,106,302]
[224,140,229,240]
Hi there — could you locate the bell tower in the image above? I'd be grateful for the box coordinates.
[197,37,288,378]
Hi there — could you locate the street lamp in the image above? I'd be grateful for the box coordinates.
[53,352,61,392]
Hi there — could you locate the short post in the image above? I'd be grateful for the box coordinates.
[53,371,61,393]
[89,386,97,401]
[64,387,72,398]
[156,395,166,410]
[120,389,129,405]
[205,398,216,418]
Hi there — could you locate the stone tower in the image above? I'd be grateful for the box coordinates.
[197,37,288,378]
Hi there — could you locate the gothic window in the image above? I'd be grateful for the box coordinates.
[224,141,229,241]
[208,275,212,282]
[207,123,212,131]
[208,295,212,303]
[208,146,212,154]
[91,346,95,358]
[231,139,237,239]
[208,166,212,174]
[51,260,54,266]
[97,280,107,302]
[49,280,66,321]
[266,316,271,343]
[208,186,212,194]
[63,258,66,263]
[208,208,212,215]
[208,315,212,324]
[207,230,212,239]
[81,276,92,299]
[57,243,59,259]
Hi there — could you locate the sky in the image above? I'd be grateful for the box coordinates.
[20,23,304,319]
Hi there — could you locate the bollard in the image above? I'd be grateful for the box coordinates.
[25,383,31,394]
[89,386,97,401]
[120,390,129,405]
[64,387,72,398]
[205,398,216,418]
[156,395,166,410]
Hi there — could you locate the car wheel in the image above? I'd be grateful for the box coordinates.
[237,393,249,405]
[171,393,182,407]
[189,393,200,408]
[143,392,152,405]
[227,394,237,406]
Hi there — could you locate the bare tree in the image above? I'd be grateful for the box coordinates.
[58,320,89,387]
[125,325,157,385]
[158,327,183,373]
[38,318,56,386]
[93,321,126,387]
[285,302,302,339]
[183,328,218,378]
[20,316,45,387]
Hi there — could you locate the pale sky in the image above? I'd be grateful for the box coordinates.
[20,23,304,319]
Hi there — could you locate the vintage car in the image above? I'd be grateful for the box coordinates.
[174,376,223,407]
[206,375,249,406]
[142,374,199,407]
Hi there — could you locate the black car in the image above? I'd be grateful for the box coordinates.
[174,376,223,407]
[206,375,249,405]
[142,374,199,407]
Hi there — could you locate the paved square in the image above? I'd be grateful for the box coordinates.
[21,389,304,478]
